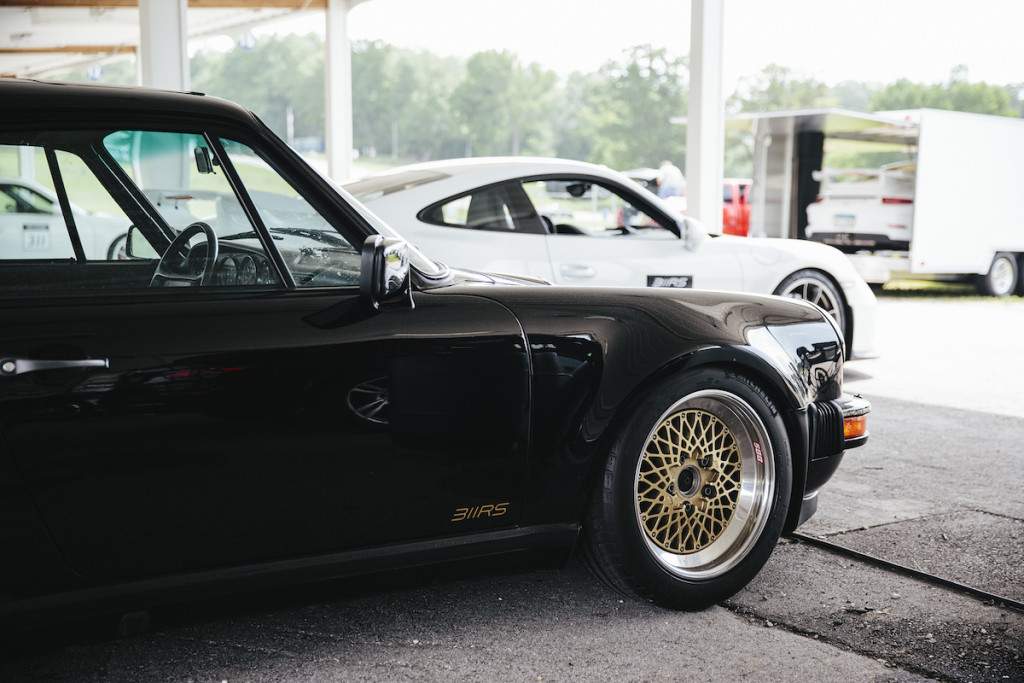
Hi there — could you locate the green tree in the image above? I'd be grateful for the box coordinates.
[585,45,688,170]
[869,66,1017,117]
[550,70,607,161]
[389,51,464,160]
[350,40,395,157]
[450,50,557,157]
[1007,83,1024,117]
[830,80,879,112]
[351,41,465,160]
[49,58,136,85]
[729,64,836,113]
[191,33,326,142]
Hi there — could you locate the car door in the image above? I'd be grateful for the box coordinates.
[0,127,531,583]
[522,178,745,291]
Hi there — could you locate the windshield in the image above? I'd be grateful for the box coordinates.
[330,177,449,279]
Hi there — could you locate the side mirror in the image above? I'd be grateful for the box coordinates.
[359,235,414,310]
[681,216,709,251]
[125,226,159,259]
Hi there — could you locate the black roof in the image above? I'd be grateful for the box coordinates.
[0,78,259,128]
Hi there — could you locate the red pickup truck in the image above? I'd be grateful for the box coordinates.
[623,169,753,236]
[722,178,751,236]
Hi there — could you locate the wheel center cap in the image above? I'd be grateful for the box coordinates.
[676,465,702,497]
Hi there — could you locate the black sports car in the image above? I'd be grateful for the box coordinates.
[0,80,868,633]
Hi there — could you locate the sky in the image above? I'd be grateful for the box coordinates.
[267,0,1024,92]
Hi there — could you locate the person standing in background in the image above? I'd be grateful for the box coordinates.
[656,160,685,198]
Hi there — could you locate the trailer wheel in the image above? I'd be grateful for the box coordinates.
[975,253,1019,297]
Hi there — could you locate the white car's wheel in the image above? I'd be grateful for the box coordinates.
[107,233,128,260]
[775,270,847,340]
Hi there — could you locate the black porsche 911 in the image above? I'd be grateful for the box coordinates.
[0,79,868,634]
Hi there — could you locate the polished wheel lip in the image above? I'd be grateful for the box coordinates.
[781,275,844,334]
[634,389,775,581]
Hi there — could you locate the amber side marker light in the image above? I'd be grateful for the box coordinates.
[844,415,868,440]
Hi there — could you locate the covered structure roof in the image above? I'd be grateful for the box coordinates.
[728,108,920,145]
[0,0,325,78]
[1,0,728,232]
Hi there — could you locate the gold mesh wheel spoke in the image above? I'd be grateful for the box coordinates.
[637,409,741,554]
[632,388,776,580]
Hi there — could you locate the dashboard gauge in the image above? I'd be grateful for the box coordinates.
[238,255,257,285]
[257,261,278,285]
[216,256,237,286]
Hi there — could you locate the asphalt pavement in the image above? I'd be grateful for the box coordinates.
[2,293,1022,682]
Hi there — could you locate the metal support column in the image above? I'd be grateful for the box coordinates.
[685,0,725,234]
[138,0,189,91]
[326,0,367,181]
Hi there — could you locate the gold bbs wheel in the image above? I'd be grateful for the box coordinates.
[634,389,775,580]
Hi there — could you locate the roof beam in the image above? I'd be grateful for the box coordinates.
[0,45,136,54]
[0,1,327,7]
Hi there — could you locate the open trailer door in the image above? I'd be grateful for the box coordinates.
[911,109,1024,277]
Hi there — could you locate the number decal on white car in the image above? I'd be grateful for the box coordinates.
[647,275,693,288]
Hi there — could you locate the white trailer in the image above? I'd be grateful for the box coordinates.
[730,108,1024,296]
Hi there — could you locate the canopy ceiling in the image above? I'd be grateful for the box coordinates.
[0,0,327,78]
[727,108,920,145]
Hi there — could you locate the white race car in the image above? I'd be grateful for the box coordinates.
[1,176,130,260]
[343,157,878,359]
[806,162,916,253]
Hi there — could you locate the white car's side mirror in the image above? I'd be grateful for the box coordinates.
[681,217,709,251]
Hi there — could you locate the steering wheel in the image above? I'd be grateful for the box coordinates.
[150,221,219,287]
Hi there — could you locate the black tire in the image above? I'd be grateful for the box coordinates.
[774,269,847,342]
[975,253,1019,297]
[1017,256,1024,297]
[581,368,792,610]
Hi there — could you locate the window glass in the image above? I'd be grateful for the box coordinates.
[105,131,243,233]
[429,194,471,226]
[0,145,132,263]
[423,183,545,234]
[99,130,280,288]
[0,173,76,259]
[220,139,361,287]
[0,127,359,294]
[1,183,55,214]
[521,179,674,236]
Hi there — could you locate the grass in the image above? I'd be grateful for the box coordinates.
[876,279,1023,302]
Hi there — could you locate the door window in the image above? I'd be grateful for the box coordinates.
[421,182,546,234]
[0,128,361,294]
[521,179,675,236]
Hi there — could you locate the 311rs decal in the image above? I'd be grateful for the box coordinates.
[451,502,509,522]
[647,275,693,288]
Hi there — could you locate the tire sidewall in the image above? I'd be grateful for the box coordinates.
[774,269,848,342]
[599,367,793,609]
[977,253,1019,297]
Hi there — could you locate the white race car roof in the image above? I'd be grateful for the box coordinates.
[343,156,653,208]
